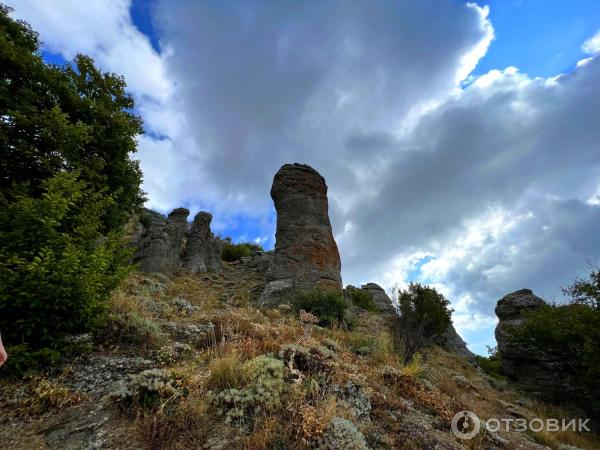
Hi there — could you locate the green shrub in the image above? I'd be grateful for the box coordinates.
[347,287,378,312]
[0,173,131,374]
[293,291,350,328]
[392,283,453,363]
[475,346,505,380]
[208,355,286,424]
[221,242,263,262]
[111,368,184,414]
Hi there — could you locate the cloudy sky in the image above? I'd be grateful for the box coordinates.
[10,0,600,354]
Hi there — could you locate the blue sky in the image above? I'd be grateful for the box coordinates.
[473,0,600,77]
[15,0,600,355]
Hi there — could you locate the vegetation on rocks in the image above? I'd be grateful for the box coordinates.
[506,296,600,416]
[346,286,378,312]
[222,242,263,262]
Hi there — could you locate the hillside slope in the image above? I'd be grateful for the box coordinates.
[1,258,598,450]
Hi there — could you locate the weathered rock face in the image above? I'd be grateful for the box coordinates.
[135,208,222,275]
[495,289,578,400]
[136,208,190,274]
[359,283,396,315]
[437,324,474,360]
[261,163,342,303]
[181,212,223,273]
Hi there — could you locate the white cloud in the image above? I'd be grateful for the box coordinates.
[582,29,600,54]
[9,1,600,355]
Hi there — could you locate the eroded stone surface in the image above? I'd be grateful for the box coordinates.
[261,163,342,303]
[181,211,223,273]
[135,208,222,275]
[135,208,189,274]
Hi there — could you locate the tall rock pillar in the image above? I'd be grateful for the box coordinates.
[261,163,342,304]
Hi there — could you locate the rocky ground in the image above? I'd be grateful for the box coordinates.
[1,258,598,449]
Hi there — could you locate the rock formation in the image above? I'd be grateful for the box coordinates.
[437,324,474,360]
[495,289,578,399]
[358,283,396,315]
[135,208,222,275]
[261,163,342,304]
[135,208,190,274]
[181,212,223,273]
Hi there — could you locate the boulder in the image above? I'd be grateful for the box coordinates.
[261,164,342,304]
[359,283,396,315]
[494,289,578,400]
[181,211,223,273]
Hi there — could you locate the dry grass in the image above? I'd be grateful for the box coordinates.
[9,267,599,450]
[206,352,247,391]
[23,377,86,415]
[138,398,214,450]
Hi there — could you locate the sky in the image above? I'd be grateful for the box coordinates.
[9,0,600,355]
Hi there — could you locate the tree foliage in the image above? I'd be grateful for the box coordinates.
[0,5,144,229]
[562,263,600,311]
[0,173,131,364]
[0,6,142,373]
[392,283,453,363]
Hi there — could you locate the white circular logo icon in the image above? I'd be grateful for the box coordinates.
[451,410,481,440]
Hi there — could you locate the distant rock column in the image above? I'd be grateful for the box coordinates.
[261,163,342,304]
[181,211,223,273]
[495,288,546,378]
[136,208,190,274]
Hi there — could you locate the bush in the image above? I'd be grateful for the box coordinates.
[293,291,350,328]
[0,173,131,374]
[347,287,378,312]
[221,242,263,262]
[475,346,505,380]
[392,283,453,363]
[111,368,184,414]
[208,355,286,424]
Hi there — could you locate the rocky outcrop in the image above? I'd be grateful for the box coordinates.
[181,211,223,273]
[495,289,578,400]
[261,164,342,304]
[135,208,222,275]
[135,208,190,274]
[437,324,474,360]
[359,283,396,315]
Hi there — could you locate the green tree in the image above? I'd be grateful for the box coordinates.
[562,263,600,311]
[0,5,144,229]
[392,283,453,363]
[0,6,142,373]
